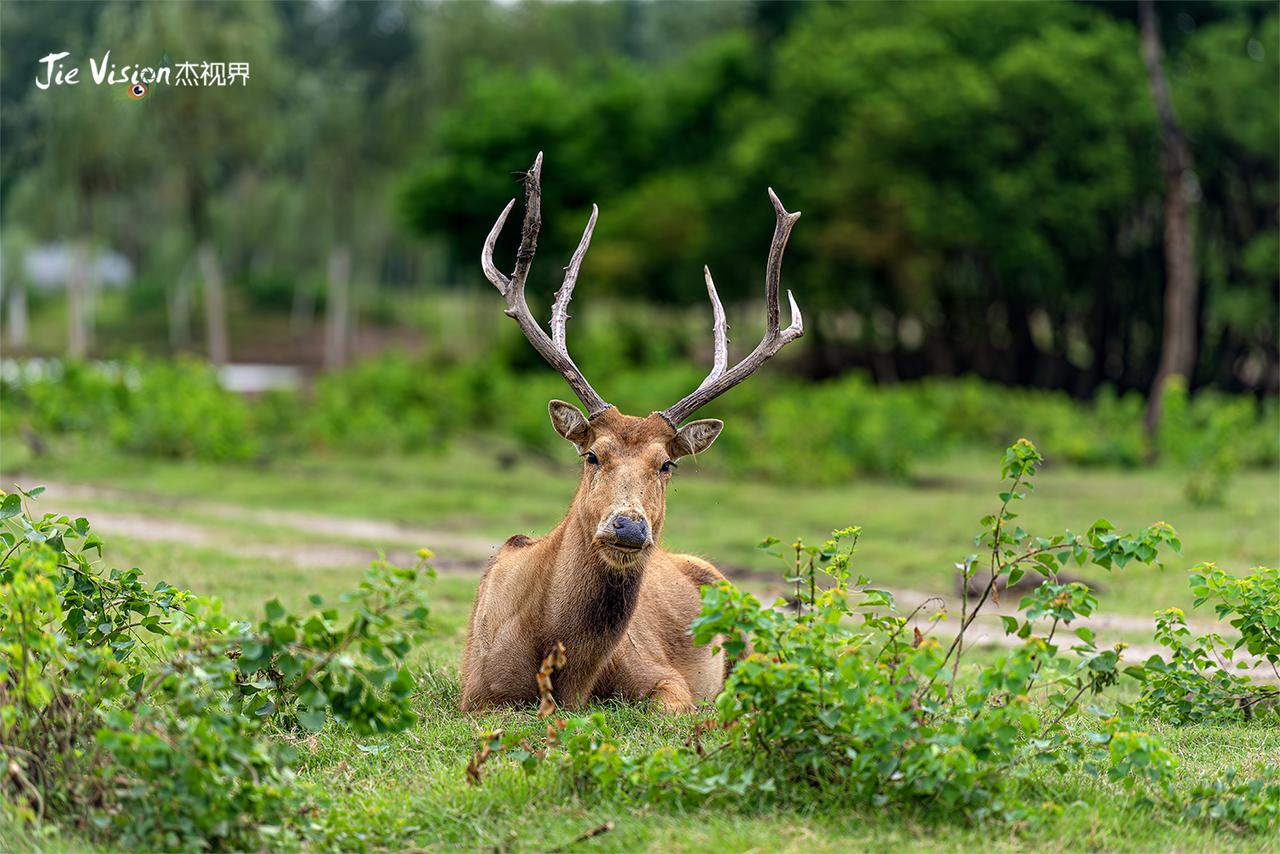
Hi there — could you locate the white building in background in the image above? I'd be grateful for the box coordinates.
[22,243,133,290]
[1,242,133,351]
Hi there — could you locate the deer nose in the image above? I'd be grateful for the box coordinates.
[611,516,649,548]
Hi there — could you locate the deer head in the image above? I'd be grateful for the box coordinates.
[481,153,803,566]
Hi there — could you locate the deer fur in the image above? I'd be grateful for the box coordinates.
[460,406,728,713]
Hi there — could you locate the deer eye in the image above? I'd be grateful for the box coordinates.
[584,451,600,465]
[659,460,676,474]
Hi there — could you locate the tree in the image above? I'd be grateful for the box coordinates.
[11,4,146,358]
[1139,0,1200,434]
[400,2,1168,389]
[1173,12,1279,393]
[123,1,282,364]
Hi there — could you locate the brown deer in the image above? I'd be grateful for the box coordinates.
[460,153,804,713]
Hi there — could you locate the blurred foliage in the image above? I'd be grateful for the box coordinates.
[4,356,1276,485]
[398,1,1278,393]
[0,0,1274,399]
[4,358,256,462]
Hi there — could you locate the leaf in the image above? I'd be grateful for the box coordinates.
[21,519,46,543]
[0,493,22,520]
[264,599,286,622]
[298,707,327,732]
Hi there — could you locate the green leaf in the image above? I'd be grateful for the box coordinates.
[0,493,22,520]
[264,599,286,622]
[298,707,327,731]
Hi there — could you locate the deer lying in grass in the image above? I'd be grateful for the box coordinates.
[460,154,804,713]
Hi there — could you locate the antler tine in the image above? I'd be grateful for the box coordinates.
[660,188,804,427]
[481,199,516,294]
[551,204,598,356]
[702,265,729,386]
[765,187,802,339]
[481,153,611,418]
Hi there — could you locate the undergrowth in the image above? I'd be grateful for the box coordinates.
[3,357,1276,489]
[0,488,432,849]
[472,440,1279,834]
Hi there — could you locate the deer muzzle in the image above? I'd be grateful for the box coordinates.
[597,513,651,552]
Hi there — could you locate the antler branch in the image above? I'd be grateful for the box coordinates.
[551,204,598,356]
[660,188,803,426]
[481,153,610,417]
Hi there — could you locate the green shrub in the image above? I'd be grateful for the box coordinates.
[113,358,257,461]
[3,355,1276,481]
[1,358,256,462]
[1155,377,1275,505]
[1137,563,1279,724]
[474,440,1279,832]
[0,487,433,849]
[1,359,128,436]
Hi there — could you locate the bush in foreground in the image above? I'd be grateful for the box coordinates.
[0,489,432,849]
[476,440,1279,833]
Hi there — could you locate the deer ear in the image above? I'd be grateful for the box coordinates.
[548,400,591,452]
[668,418,723,458]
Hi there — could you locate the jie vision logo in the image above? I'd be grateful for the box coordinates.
[35,51,250,98]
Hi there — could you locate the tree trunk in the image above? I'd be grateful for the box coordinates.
[1140,0,1199,436]
[197,241,230,364]
[323,243,352,370]
[6,279,28,349]
[167,270,192,352]
[67,240,91,358]
[289,280,316,341]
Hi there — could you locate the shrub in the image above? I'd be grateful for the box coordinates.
[1137,563,1280,724]
[474,440,1279,832]
[113,358,257,461]
[1,357,256,462]
[3,355,1276,481]
[0,487,433,849]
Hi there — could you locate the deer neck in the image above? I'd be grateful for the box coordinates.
[536,509,650,701]
[550,510,649,635]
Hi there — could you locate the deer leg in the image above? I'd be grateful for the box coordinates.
[649,677,695,713]
[595,643,697,714]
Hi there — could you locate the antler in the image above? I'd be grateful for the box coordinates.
[659,188,803,426]
[481,152,611,417]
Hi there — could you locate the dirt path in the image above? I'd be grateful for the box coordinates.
[29,479,1277,679]
[30,479,502,571]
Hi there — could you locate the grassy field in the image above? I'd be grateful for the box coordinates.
[2,438,1278,851]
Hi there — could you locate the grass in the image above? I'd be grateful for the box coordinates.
[5,436,1277,615]
[2,439,1278,851]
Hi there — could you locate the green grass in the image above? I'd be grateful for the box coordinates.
[2,441,1279,851]
[6,438,1277,615]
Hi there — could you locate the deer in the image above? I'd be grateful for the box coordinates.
[459,153,804,713]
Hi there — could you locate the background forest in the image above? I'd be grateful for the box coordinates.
[2,0,1275,397]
